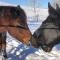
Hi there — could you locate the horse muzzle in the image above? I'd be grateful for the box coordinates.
[29,36,39,48]
[41,45,52,52]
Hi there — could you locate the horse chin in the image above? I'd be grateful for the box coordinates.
[42,45,52,52]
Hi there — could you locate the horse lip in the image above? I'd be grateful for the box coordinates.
[26,41,31,46]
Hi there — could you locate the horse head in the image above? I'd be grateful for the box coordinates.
[30,2,60,52]
[0,5,36,46]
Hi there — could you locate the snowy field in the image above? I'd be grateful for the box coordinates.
[0,21,60,60]
[0,1,60,60]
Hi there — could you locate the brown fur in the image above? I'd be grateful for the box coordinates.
[0,6,32,44]
[0,6,33,58]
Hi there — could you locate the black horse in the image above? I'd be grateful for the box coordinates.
[30,2,60,52]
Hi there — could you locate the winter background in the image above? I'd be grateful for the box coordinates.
[0,0,60,60]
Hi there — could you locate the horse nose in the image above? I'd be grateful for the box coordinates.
[42,45,52,52]
[29,36,38,48]
[26,41,31,46]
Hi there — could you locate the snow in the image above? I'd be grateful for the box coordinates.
[0,1,60,60]
[4,22,60,60]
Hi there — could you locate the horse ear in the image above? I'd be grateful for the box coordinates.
[17,5,20,9]
[56,3,59,10]
[48,2,56,15]
[56,4,60,15]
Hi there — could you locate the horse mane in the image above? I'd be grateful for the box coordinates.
[0,5,28,28]
[0,5,27,22]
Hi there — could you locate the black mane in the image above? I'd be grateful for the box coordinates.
[0,6,27,21]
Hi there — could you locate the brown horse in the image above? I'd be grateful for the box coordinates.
[0,5,35,58]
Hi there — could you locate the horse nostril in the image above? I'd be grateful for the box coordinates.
[27,41,31,46]
[24,41,31,46]
[43,45,47,48]
[47,47,52,52]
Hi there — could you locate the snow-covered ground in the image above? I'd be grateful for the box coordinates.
[0,21,59,60]
[0,1,60,60]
